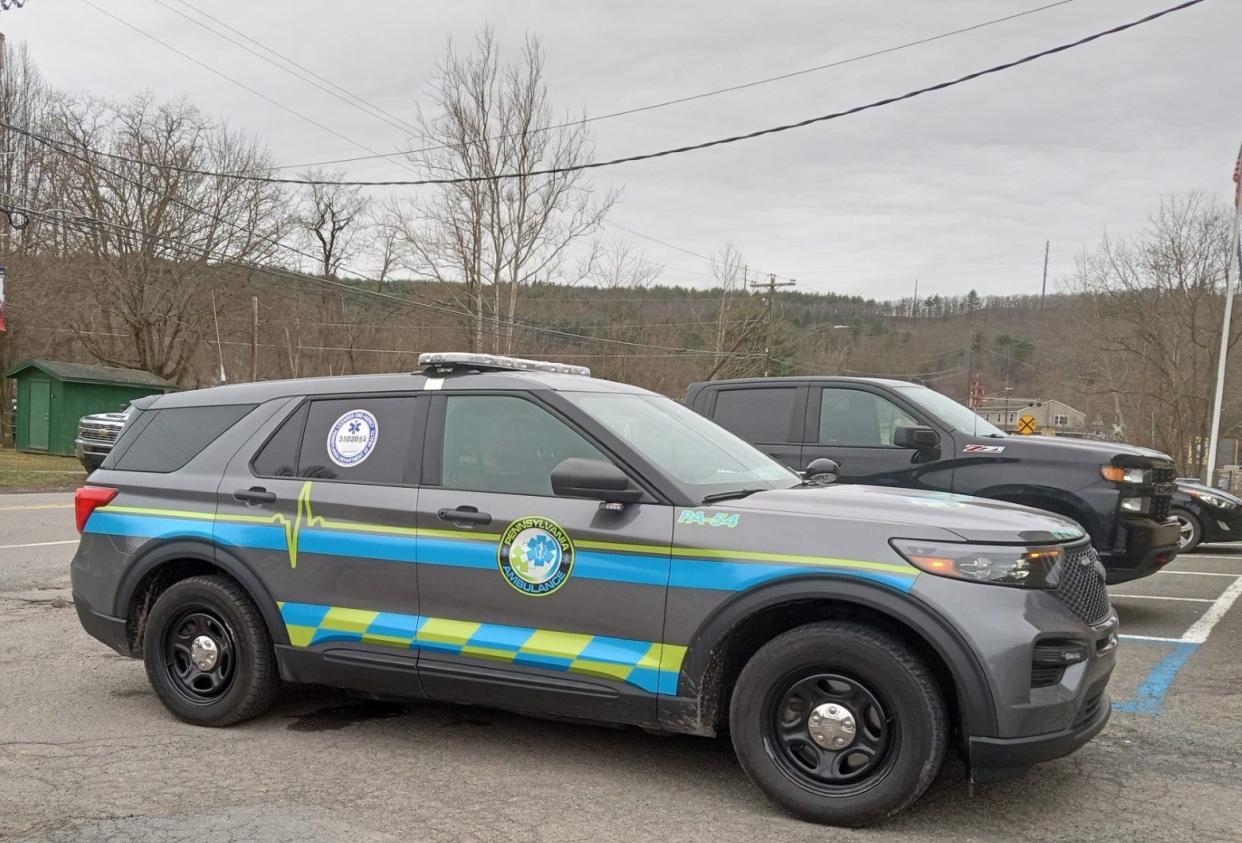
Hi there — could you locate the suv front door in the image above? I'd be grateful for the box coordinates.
[215,394,428,697]
[804,385,950,488]
[415,391,673,724]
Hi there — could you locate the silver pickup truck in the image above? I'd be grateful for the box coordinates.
[75,409,131,472]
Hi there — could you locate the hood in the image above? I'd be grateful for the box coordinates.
[1175,480,1242,505]
[959,433,1173,467]
[726,485,1086,545]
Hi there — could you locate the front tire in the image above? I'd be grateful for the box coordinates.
[729,622,946,827]
[142,575,280,726]
[1172,509,1202,552]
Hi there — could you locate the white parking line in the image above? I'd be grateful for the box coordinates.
[1119,633,1186,643]
[1110,594,1215,603]
[1157,570,1238,577]
[1181,576,1242,644]
[0,539,79,550]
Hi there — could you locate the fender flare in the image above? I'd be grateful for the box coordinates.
[113,539,289,646]
[676,574,999,737]
[974,483,1099,536]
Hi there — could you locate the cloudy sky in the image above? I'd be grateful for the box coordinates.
[3,0,1239,298]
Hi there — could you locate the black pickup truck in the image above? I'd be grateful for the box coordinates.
[686,376,1180,584]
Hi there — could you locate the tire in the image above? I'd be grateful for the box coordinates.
[142,575,280,726]
[729,622,946,828]
[1172,509,1202,553]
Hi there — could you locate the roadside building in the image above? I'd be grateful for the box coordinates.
[5,359,174,456]
[975,396,1087,437]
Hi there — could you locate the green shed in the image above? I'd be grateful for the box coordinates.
[5,359,175,456]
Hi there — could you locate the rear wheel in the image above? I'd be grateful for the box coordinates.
[142,575,279,726]
[729,622,946,827]
[1172,509,1202,552]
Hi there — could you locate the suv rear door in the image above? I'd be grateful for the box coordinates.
[694,383,806,471]
[415,390,673,724]
[215,393,429,696]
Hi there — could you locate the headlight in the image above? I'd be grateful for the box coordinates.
[890,540,1061,588]
[1188,489,1238,510]
[1119,497,1148,513]
[1101,465,1148,484]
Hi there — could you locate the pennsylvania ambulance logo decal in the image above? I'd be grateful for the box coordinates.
[498,516,575,596]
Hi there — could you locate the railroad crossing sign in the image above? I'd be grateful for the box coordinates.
[1016,414,1038,435]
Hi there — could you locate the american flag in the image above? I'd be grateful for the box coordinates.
[0,266,6,333]
[1235,145,1242,208]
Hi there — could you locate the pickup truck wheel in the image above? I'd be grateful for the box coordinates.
[142,575,280,727]
[729,622,945,827]
[1172,509,1201,552]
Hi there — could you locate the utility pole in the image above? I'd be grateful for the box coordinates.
[1205,141,1242,484]
[1040,241,1050,307]
[749,273,796,377]
[250,296,259,382]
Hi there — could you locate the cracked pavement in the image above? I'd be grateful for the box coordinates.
[1,492,1240,841]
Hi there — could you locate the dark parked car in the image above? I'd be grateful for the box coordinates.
[686,376,1180,584]
[1170,479,1242,552]
[70,354,1116,827]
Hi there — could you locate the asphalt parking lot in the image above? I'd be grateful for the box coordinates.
[1,492,1240,842]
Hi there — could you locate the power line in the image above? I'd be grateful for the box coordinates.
[29,0,1206,187]
[155,0,419,139]
[74,0,412,169]
[274,0,1079,172]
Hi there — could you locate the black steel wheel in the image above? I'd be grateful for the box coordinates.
[766,672,896,796]
[142,575,279,726]
[730,622,945,827]
[161,607,237,703]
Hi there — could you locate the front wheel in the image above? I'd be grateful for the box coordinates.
[729,622,946,827]
[1172,509,1202,552]
[142,575,280,726]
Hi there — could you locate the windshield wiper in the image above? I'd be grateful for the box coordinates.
[702,488,765,504]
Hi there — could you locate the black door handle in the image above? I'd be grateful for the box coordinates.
[234,487,277,505]
[438,506,492,526]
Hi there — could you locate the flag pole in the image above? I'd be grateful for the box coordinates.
[1204,142,1242,484]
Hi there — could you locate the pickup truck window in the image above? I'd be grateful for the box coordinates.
[711,387,797,442]
[819,388,919,447]
[894,384,1005,437]
[569,392,796,495]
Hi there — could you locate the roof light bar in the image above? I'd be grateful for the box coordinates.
[418,352,591,377]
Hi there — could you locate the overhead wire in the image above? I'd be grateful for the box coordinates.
[274,0,1080,171]
[30,0,1205,187]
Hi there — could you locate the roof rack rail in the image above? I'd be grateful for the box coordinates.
[418,352,591,377]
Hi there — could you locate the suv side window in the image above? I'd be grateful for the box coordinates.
[712,387,797,442]
[252,397,421,485]
[108,404,254,473]
[819,388,918,448]
[438,394,607,496]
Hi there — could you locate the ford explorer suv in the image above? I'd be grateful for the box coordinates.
[686,376,1180,584]
[71,354,1117,827]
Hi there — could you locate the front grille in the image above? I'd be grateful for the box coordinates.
[1052,543,1112,625]
[79,425,120,442]
[1150,465,1176,521]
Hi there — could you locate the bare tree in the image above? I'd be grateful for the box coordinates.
[591,239,661,289]
[50,95,289,383]
[1068,193,1240,473]
[297,168,369,279]
[402,28,617,354]
[709,243,747,370]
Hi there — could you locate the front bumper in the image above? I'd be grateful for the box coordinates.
[1100,516,1179,584]
[969,691,1111,782]
[1197,504,1242,544]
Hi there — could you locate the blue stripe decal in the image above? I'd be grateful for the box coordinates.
[88,511,915,593]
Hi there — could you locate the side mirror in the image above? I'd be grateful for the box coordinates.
[893,425,940,451]
[803,457,840,485]
[551,458,643,504]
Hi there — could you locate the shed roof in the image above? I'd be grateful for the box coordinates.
[4,358,175,390]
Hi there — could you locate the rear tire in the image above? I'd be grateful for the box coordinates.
[729,622,946,828]
[1172,509,1202,552]
[142,575,280,726]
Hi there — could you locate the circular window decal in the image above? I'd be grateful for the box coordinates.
[326,409,379,467]
[497,516,575,596]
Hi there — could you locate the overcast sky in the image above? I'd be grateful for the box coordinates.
[3,0,1239,298]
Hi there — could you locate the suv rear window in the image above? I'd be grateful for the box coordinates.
[108,404,254,473]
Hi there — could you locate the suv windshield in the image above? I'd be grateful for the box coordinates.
[894,384,1005,438]
[566,392,798,498]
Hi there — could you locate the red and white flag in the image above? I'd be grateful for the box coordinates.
[0,266,7,333]
[1234,144,1242,208]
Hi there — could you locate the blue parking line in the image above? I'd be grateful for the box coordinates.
[1112,640,1200,715]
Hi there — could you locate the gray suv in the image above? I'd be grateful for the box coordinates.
[70,353,1117,827]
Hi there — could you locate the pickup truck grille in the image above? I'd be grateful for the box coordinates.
[79,424,121,442]
[1150,466,1176,521]
[1053,543,1112,625]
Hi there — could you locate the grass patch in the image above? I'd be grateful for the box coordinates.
[0,450,86,490]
